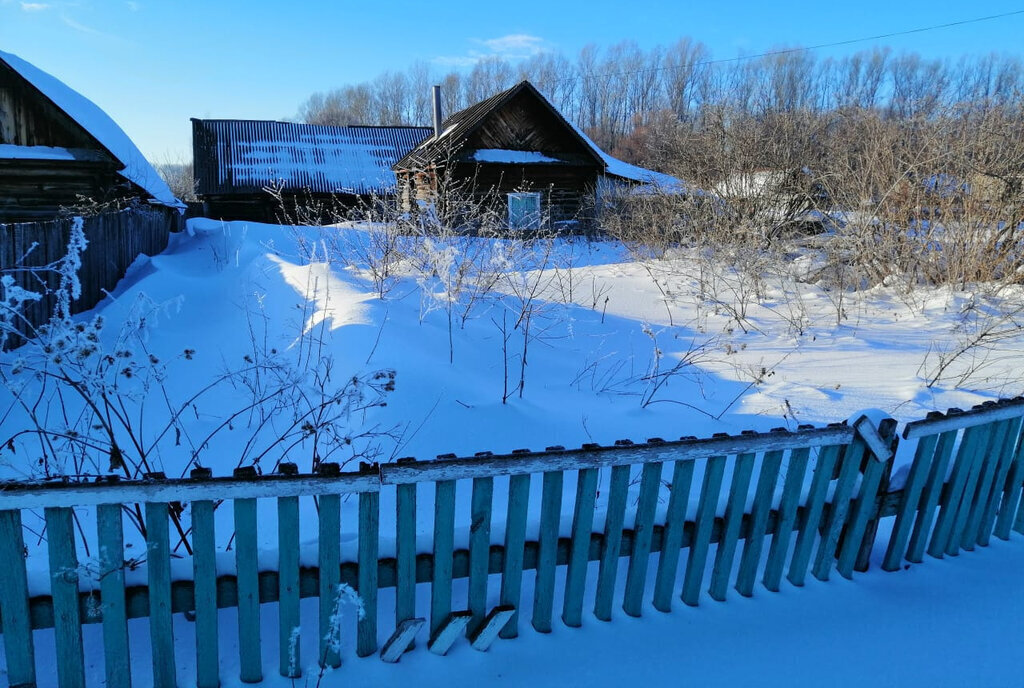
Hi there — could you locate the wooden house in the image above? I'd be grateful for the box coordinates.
[0,50,182,222]
[191,119,433,222]
[393,80,683,231]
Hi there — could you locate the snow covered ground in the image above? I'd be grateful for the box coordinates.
[4,218,1024,686]
[5,217,1018,481]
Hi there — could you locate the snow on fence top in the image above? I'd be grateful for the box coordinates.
[0,49,184,209]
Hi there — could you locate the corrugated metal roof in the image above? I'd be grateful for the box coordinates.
[192,120,432,197]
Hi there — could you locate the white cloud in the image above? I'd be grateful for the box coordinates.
[125,1,139,10]
[476,34,548,59]
[433,33,552,68]
[60,12,102,34]
[20,2,51,11]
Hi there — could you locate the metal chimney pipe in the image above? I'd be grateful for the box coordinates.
[432,85,443,139]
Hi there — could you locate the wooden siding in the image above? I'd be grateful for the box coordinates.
[201,190,370,225]
[0,158,124,222]
[464,88,597,160]
[403,163,600,229]
[0,207,178,343]
[0,61,106,150]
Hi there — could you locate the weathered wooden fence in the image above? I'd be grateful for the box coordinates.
[0,206,180,342]
[1,398,1023,687]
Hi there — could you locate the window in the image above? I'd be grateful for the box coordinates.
[507,192,542,230]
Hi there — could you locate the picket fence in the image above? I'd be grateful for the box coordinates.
[2,397,1024,687]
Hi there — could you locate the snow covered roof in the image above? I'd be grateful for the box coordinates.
[395,80,689,193]
[0,50,183,209]
[193,120,432,197]
[561,119,688,193]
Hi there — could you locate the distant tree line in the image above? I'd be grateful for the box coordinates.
[303,42,1017,158]
[296,38,1024,291]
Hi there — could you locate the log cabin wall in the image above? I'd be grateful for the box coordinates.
[393,83,607,231]
[449,162,599,228]
[0,160,124,222]
[0,60,149,222]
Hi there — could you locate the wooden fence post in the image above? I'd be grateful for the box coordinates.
[190,467,220,688]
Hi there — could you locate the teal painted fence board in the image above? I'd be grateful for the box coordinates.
[395,480,417,636]
[97,503,131,688]
[994,425,1024,539]
[709,452,755,601]
[278,491,301,678]
[191,498,220,688]
[906,430,957,562]
[681,454,726,606]
[623,461,663,617]
[532,470,563,633]
[977,417,1023,545]
[652,459,695,612]
[0,509,35,688]
[430,479,456,642]
[945,426,989,556]
[959,421,1009,551]
[882,434,939,571]
[929,425,984,558]
[468,476,494,635]
[837,453,888,579]
[734,449,783,597]
[563,467,599,627]
[45,507,85,688]
[594,464,630,622]
[787,444,841,587]
[144,501,176,688]
[499,472,530,639]
[762,447,810,592]
[317,492,342,668]
[357,488,380,658]
[813,439,866,582]
[234,494,262,683]
[1014,484,1024,534]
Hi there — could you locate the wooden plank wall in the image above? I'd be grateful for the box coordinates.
[0,206,178,344]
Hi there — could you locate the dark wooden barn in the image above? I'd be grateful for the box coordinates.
[191,120,432,222]
[0,50,182,222]
[0,50,182,341]
[393,80,683,231]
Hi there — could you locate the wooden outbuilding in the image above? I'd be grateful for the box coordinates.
[393,80,683,231]
[0,50,182,222]
[191,119,432,222]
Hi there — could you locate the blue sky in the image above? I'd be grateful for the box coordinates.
[2,0,1023,162]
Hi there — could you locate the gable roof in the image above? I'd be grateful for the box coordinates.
[0,49,183,209]
[193,119,432,197]
[394,80,606,171]
[394,80,686,192]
